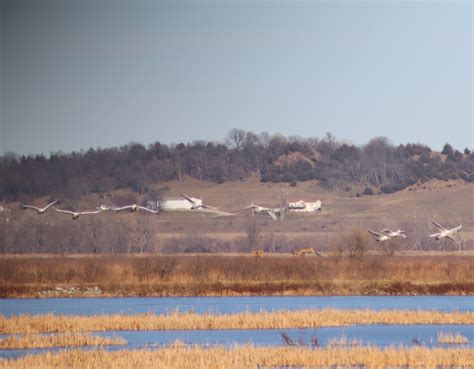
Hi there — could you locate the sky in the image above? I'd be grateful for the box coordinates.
[0,0,472,156]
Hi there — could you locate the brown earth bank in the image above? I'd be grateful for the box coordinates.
[1,254,473,297]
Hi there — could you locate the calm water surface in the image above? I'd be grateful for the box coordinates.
[1,324,473,359]
[1,296,473,317]
[1,296,472,359]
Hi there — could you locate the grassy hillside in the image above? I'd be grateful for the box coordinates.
[1,177,472,253]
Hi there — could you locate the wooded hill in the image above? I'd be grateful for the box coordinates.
[1,130,472,201]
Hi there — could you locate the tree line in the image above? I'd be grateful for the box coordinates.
[1,130,472,201]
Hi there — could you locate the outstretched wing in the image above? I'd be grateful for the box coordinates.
[79,210,103,215]
[137,206,159,214]
[450,224,462,232]
[180,193,196,205]
[432,221,447,231]
[368,230,383,237]
[243,204,257,210]
[44,200,58,210]
[21,204,40,211]
[428,232,440,238]
[201,204,218,210]
[113,206,134,212]
[267,210,278,221]
[54,208,76,215]
[446,235,460,243]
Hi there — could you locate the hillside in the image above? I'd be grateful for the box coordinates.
[1,131,472,202]
[1,176,472,254]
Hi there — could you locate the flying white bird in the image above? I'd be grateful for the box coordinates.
[381,229,407,239]
[112,204,159,214]
[54,208,103,220]
[244,204,282,221]
[368,230,392,242]
[429,222,462,243]
[21,200,58,214]
[180,193,218,210]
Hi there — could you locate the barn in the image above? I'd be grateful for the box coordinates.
[288,200,322,212]
[157,197,202,210]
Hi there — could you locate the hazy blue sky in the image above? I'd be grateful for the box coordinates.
[0,0,472,155]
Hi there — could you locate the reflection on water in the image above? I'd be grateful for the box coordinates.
[1,296,473,317]
[0,324,472,359]
[1,296,472,359]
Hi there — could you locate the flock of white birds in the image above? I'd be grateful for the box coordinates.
[20,197,463,244]
[368,223,462,244]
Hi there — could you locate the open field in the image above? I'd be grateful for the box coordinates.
[2,178,473,254]
[1,254,473,297]
[0,333,126,350]
[1,345,473,369]
[2,310,473,334]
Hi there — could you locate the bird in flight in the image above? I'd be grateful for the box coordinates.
[368,230,392,242]
[180,193,218,210]
[54,208,103,220]
[244,204,280,221]
[429,222,462,243]
[112,205,159,214]
[21,200,58,214]
[381,229,407,239]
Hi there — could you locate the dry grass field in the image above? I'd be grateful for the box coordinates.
[2,310,472,334]
[2,178,473,253]
[0,345,473,369]
[1,253,473,297]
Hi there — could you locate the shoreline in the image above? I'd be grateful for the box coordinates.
[2,281,473,298]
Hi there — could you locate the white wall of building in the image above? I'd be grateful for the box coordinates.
[158,197,202,210]
[288,200,322,212]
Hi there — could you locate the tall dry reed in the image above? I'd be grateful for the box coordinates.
[1,254,473,297]
[0,345,473,369]
[1,309,473,334]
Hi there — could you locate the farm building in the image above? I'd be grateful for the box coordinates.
[288,200,322,212]
[157,196,202,210]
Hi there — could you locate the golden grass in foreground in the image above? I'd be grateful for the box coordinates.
[437,331,470,345]
[0,345,473,369]
[0,333,126,349]
[1,309,473,334]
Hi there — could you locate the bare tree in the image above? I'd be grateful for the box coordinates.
[246,217,261,251]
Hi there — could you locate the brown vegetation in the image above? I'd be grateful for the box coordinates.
[295,248,317,257]
[0,333,126,349]
[0,345,473,369]
[437,331,470,345]
[1,254,473,297]
[1,310,472,334]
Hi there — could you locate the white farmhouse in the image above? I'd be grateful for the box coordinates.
[157,196,202,211]
[288,200,322,212]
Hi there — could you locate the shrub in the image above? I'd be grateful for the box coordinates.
[362,187,374,196]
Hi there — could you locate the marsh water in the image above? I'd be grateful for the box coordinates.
[1,295,472,317]
[1,296,473,359]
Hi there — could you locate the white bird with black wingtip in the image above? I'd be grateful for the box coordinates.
[429,221,462,243]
